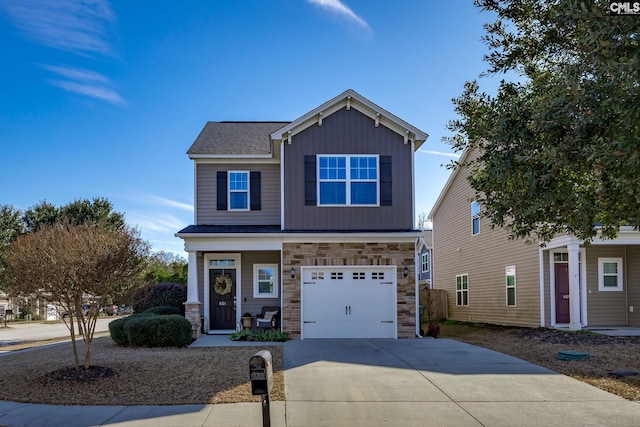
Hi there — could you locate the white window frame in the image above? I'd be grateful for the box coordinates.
[598,257,623,291]
[506,265,516,307]
[471,201,480,235]
[421,252,429,273]
[456,274,469,306]
[253,264,279,298]
[317,154,379,207]
[228,171,250,211]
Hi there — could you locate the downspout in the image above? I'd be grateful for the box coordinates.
[625,245,629,326]
[539,248,545,327]
[415,237,422,338]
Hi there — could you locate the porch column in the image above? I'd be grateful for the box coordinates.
[568,243,581,331]
[184,251,201,338]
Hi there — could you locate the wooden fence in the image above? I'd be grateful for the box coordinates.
[418,288,448,323]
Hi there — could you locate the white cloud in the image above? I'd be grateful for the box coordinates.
[417,149,461,158]
[42,64,125,104]
[306,0,370,31]
[0,0,116,56]
[146,195,194,212]
[127,212,186,234]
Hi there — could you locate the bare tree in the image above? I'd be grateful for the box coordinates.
[5,221,149,369]
[416,212,431,230]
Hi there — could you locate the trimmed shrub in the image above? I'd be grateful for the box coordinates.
[124,314,192,347]
[144,305,181,316]
[130,282,187,314]
[109,312,157,345]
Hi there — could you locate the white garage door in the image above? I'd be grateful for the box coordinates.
[301,266,397,339]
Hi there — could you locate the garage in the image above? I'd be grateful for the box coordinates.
[301,266,397,339]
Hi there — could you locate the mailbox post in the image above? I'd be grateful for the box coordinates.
[250,350,273,427]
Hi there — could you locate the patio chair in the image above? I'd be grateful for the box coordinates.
[256,306,280,330]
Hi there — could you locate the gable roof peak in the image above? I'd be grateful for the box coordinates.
[270,89,428,150]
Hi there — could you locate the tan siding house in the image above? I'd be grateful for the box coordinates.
[431,147,640,330]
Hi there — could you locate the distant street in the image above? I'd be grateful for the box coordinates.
[0,318,116,349]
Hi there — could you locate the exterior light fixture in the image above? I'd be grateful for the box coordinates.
[290,266,296,279]
[403,266,409,278]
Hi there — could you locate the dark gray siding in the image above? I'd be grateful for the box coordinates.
[283,107,413,230]
[196,163,280,225]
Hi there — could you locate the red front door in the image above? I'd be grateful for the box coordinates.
[210,269,236,330]
[555,263,570,324]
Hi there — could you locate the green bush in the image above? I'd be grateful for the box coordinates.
[229,329,290,342]
[109,312,157,345]
[143,305,181,316]
[124,314,192,347]
[130,282,187,314]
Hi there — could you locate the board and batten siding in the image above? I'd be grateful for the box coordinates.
[585,246,629,326]
[432,148,541,327]
[283,107,413,231]
[195,162,280,225]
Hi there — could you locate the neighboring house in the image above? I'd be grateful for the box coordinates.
[430,148,640,330]
[176,89,428,339]
[417,230,432,288]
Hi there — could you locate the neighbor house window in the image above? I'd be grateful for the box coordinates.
[421,253,429,273]
[456,274,469,306]
[229,171,249,210]
[471,201,480,235]
[506,265,516,306]
[598,258,623,291]
[253,264,278,298]
[318,155,378,206]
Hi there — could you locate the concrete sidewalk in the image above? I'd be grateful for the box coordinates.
[1,338,640,426]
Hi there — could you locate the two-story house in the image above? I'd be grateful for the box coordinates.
[430,147,640,331]
[176,90,428,339]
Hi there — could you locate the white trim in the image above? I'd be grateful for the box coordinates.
[204,253,241,333]
[455,273,469,306]
[193,163,198,224]
[189,154,275,160]
[411,140,415,227]
[548,248,587,328]
[228,170,250,211]
[253,264,279,298]
[280,140,285,229]
[539,248,545,327]
[505,265,516,307]
[598,257,623,291]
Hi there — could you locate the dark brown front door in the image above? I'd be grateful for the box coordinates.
[210,269,236,330]
[555,263,570,324]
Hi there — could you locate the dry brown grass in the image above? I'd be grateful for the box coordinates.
[441,322,640,401]
[0,336,284,405]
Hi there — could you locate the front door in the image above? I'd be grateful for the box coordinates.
[210,269,236,330]
[555,263,570,324]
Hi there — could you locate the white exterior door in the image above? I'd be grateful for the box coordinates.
[301,266,397,339]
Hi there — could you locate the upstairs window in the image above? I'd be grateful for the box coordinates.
[318,155,378,206]
[471,201,480,235]
[229,171,249,210]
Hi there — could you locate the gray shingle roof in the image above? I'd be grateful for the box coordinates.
[187,121,289,156]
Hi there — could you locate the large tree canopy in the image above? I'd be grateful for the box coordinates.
[447,0,640,243]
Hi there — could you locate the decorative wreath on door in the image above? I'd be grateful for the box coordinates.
[214,275,233,295]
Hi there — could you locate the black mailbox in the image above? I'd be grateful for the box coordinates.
[249,350,273,396]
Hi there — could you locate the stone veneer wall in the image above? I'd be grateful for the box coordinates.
[282,242,416,339]
[184,302,201,339]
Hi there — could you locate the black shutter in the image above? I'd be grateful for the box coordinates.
[304,155,317,206]
[380,156,392,206]
[250,171,261,210]
[217,171,227,210]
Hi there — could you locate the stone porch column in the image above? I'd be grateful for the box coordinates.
[184,251,201,338]
[568,242,581,331]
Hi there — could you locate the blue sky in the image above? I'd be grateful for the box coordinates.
[0,0,500,256]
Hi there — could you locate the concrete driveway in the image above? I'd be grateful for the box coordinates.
[283,338,640,427]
